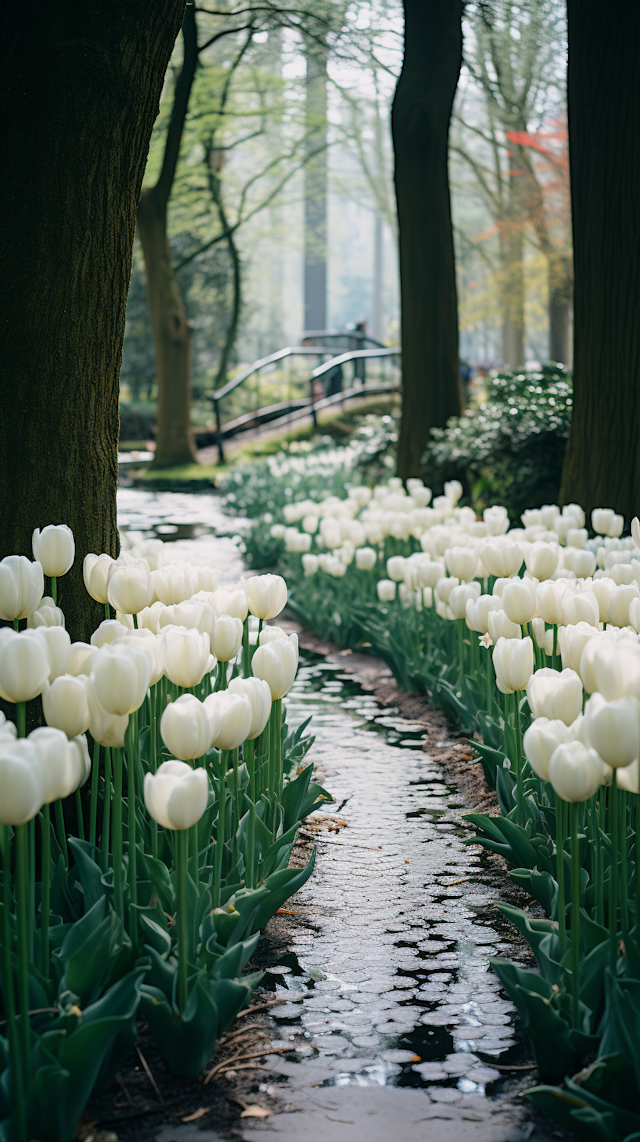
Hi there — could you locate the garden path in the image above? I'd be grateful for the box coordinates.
[116,488,561,1142]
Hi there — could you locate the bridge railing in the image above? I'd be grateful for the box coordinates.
[210,344,400,462]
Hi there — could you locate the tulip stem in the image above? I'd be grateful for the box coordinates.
[112,749,124,922]
[274,699,283,801]
[246,801,257,889]
[54,800,69,869]
[50,576,57,605]
[245,738,255,805]
[609,772,619,973]
[27,820,35,961]
[101,747,112,868]
[242,617,250,676]
[514,695,524,809]
[15,824,31,1082]
[1,826,26,1142]
[215,661,227,691]
[40,805,50,985]
[89,740,100,847]
[16,702,26,739]
[176,828,188,1013]
[569,802,581,1026]
[105,602,110,620]
[125,716,138,949]
[551,624,558,671]
[75,789,85,840]
[619,790,629,942]
[555,793,567,957]
[213,756,227,907]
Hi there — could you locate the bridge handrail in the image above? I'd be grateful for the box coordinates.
[213,345,329,402]
[311,347,400,379]
[300,329,387,349]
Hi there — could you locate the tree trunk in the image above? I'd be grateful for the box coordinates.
[393,0,463,479]
[372,213,384,342]
[560,0,640,520]
[137,190,196,468]
[304,43,328,332]
[0,0,185,643]
[501,170,525,369]
[548,253,572,366]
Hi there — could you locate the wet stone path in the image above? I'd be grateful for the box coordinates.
[117,490,552,1142]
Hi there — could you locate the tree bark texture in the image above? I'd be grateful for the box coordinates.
[0,0,186,642]
[548,253,572,366]
[560,0,640,519]
[304,42,328,332]
[137,191,196,467]
[393,0,463,479]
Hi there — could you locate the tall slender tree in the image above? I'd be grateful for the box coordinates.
[393,0,463,478]
[559,0,640,519]
[0,0,185,642]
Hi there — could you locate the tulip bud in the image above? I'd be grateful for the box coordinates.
[483,505,509,536]
[42,674,90,738]
[228,677,272,739]
[591,639,640,701]
[445,547,479,582]
[204,690,253,750]
[632,517,640,549]
[252,638,298,700]
[160,693,212,760]
[523,717,571,781]
[386,556,406,582]
[591,508,623,538]
[0,555,44,622]
[436,577,459,605]
[161,626,211,689]
[590,576,615,624]
[524,542,559,581]
[144,760,209,830]
[501,578,538,626]
[211,614,243,662]
[566,528,588,549]
[526,667,583,725]
[465,593,501,634]
[83,553,115,605]
[159,601,216,643]
[548,740,603,802]
[0,740,43,824]
[0,628,50,703]
[28,726,82,801]
[562,590,599,627]
[487,608,522,643]
[107,558,155,614]
[630,596,640,634]
[91,642,152,716]
[584,692,640,768]
[302,553,319,576]
[27,596,65,629]
[138,601,166,634]
[617,759,639,794]
[32,524,75,578]
[492,636,534,693]
[377,579,396,602]
[28,626,71,682]
[563,547,597,578]
[241,573,287,621]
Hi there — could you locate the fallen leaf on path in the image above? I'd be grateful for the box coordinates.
[240,1105,272,1119]
[182,1108,209,1122]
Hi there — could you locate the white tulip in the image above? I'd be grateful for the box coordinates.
[302,553,319,576]
[617,759,639,794]
[526,668,583,725]
[501,578,538,626]
[487,608,522,642]
[86,678,128,748]
[144,760,209,830]
[138,601,166,634]
[29,626,71,682]
[492,636,534,693]
[377,579,396,602]
[590,576,615,624]
[607,583,640,628]
[208,587,249,622]
[630,596,640,634]
[524,542,559,581]
[483,505,510,536]
[0,555,44,622]
[91,642,152,716]
[531,617,553,655]
[107,558,154,614]
[228,676,272,739]
[591,639,640,701]
[445,547,480,582]
[631,517,640,549]
[252,638,298,700]
[548,740,603,802]
[27,596,65,629]
[91,619,131,648]
[83,553,115,605]
[355,547,377,571]
[449,581,481,620]
[386,556,406,582]
[160,693,212,760]
[115,628,165,686]
[0,628,50,703]
[523,717,572,781]
[584,693,640,768]
[436,577,459,605]
[211,614,243,662]
[161,626,211,689]
[480,539,523,578]
[152,564,198,606]
[32,524,75,578]
[204,690,253,750]
[562,590,600,627]
[42,674,90,738]
[159,601,216,643]
[0,740,43,824]
[465,593,501,634]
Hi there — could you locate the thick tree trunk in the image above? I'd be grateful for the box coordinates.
[304,43,328,332]
[137,190,196,468]
[0,0,185,642]
[501,174,525,369]
[393,0,463,479]
[560,0,640,519]
[548,253,572,366]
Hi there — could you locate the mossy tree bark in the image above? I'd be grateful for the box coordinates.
[560,0,640,519]
[393,0,463,480]
[0,0,186,643]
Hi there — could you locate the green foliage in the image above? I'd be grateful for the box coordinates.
[421,366,572,520]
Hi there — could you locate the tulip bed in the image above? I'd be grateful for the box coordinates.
[0,529,329,1142]
[247,477,640,1141]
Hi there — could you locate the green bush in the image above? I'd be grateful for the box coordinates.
[421,366,572,521]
